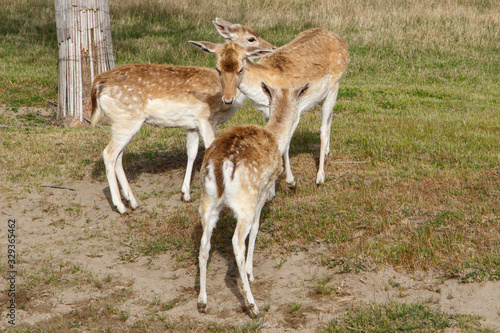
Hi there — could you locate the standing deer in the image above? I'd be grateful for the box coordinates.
[197,81,310,318]
[91,28,275,214]
[190,27,349,187]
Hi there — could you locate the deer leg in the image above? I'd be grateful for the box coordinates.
[317,87,339,185]
[181,129,199,202]
[233,213,259,318]
[267,182,276,201]
[115,151,138,210]
[197,166,221,313]
[103,140,126,214]
[245,195,267,282]
[197,204,220,313]
[284,145,295,188]
[103,120,144,214]
[198,121,216,148]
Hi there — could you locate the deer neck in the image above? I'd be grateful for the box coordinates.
[265,102,298,155]
[239,61,275,118]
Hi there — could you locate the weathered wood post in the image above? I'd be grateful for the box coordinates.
[54,0,115,127]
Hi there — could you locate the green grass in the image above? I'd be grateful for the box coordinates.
[320,301,495,332]
[0,0,499,331]
[1,0,498,282]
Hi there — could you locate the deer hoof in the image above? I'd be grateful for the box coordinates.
[247,303,259,318]
[181,192,191,202]
[198,302,207,313]
[316,173,325,185]
[116,204,128,214]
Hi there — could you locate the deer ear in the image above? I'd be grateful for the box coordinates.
[188,41,219,54]
[294,82,310,99]
[245,47,274,59]
[260,81,274,102]
[213,18,238,40]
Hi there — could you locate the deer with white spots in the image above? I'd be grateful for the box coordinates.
[190,28,349,187]
[91,26,275,214]
[197,81,310,318]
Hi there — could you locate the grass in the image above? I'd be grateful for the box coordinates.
[0,0,499,331]
[287,302,302,314]
[320,301,495,332]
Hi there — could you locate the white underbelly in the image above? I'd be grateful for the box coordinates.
[144,99,201,129]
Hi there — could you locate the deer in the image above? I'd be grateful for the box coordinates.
[91,28,275,214]
[190,27,349,187]
[197,81,310,318]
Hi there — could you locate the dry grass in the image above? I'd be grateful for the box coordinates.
[0,2,499,330]
[0,0,500,332]
[1,0,499,278]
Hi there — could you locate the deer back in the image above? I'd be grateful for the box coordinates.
[202,124,281,199]
[92,64,243,128]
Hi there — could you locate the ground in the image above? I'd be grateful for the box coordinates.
[0,107,499,332]
[0,169,499,332]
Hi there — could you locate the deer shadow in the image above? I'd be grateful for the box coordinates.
[287,127,323,169]
[91,147,205,182]
[91,146,206,211]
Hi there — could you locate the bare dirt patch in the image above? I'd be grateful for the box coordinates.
[1,168,499,332]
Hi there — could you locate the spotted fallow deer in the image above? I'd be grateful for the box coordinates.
[91,29,275,214]
[197,81,310,318]
[190,28,349,187]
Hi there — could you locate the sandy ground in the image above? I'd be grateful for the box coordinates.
[0,107,499,331]
[0,170,499,332]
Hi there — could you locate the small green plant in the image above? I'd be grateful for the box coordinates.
[230,319,264,332]
[316,274,335,296]
[71,264,81,274]
[119,310,129,321]
[316,284,334,296]
[106,303,119,315]
[274,258,286,269]
[287,302,302,314]
[150,295,180,311]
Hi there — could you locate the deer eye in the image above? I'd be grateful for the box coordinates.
[248,37,256,43]
[238,67,244,75]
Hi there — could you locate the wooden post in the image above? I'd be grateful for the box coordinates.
[55,0,115,127]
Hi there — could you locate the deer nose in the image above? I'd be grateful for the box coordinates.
[222,97,234,104]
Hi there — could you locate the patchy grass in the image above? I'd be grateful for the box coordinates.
[2,0,498,281]
[0,0,499,331]
[320,301,495,333]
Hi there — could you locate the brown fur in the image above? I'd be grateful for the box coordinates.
[213,29,348,90]
[234,25,260,37]
[90,63,241,213]
[91,64,221,117]
[255,29,348,85]
[266,90,290,128]
[219,47,240,73]
[202,124,279,199]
